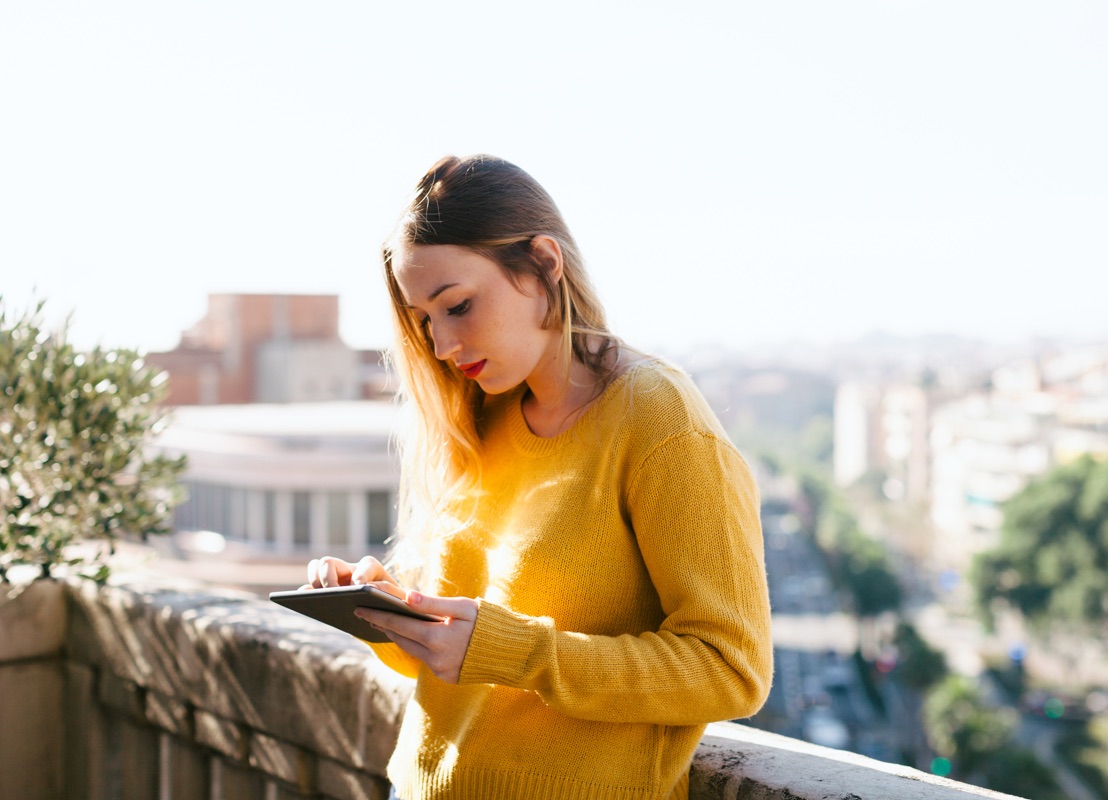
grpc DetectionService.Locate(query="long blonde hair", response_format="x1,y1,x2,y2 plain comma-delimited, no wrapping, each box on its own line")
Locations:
382,154,616,584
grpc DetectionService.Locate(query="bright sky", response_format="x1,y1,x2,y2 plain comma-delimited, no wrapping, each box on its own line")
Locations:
2,1,1106,356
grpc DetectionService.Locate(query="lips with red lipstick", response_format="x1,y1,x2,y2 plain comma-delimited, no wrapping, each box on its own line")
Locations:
457,360,486,379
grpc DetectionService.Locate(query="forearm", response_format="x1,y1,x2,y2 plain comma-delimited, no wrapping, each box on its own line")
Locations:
458,599,772,725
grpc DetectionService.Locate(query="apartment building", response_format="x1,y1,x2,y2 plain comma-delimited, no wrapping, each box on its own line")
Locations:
832,380,932,504
834,345,1108,573
146,293,390,405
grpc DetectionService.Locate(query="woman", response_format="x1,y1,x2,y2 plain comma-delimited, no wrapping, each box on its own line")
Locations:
306,154,772,800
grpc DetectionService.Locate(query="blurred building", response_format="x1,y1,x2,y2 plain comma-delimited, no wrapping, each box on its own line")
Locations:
146,293,391,405
832,345,1108,572
928,346,1108,572
150,400,400,562
832,380,933,504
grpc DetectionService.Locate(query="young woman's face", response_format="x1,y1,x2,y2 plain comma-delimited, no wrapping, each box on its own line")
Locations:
392,243,560,395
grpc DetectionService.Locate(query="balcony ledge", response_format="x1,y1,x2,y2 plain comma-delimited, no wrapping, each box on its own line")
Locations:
0,575,1022,800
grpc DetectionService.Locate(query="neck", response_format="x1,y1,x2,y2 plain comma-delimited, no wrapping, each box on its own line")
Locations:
521,337,621,438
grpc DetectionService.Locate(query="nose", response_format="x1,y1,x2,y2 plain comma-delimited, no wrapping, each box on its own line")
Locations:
430,323,461,362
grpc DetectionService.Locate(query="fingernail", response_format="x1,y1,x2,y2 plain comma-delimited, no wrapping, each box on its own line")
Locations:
409,592,422,606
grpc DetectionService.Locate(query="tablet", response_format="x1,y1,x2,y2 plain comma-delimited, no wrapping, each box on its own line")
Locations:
269,584,442,643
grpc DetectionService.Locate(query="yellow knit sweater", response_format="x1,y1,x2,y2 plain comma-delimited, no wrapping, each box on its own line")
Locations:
374,361,773,800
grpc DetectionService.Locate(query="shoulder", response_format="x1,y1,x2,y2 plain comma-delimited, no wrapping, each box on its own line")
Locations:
605,357,729,442
611,360,758,506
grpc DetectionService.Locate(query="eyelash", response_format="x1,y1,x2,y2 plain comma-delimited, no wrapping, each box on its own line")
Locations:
419,299,471,329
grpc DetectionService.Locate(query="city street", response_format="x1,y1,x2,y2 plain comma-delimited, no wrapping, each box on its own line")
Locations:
746,513,903,763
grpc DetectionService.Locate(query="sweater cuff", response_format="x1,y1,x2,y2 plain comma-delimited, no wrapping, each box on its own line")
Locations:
458,599,547,687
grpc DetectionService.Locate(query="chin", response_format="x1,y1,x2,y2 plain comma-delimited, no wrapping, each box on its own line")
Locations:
474,375,520,396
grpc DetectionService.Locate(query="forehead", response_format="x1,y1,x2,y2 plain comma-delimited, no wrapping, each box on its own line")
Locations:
392,244,501,305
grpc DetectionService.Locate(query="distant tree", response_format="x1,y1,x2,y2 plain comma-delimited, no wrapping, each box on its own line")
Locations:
809,493,903,652
796,469,830,537
923,675,1017,781
0,299,186,582
892,621,947,690
843,538,902,619
972,455,1108,633
982,748,1064,800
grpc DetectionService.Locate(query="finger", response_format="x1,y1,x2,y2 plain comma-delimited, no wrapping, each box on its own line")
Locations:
356,605,474,684
307,557,360,589
369,580,407,601
352,556,386,585
320,558,337,587
356,606,438,636
405,592,479,622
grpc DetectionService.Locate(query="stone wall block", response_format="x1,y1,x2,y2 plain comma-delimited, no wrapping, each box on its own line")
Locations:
212,757,266,800
98,668,146,722
145,687,193,739
64,661,102,800
203,603,406,768
0,660,65,800
359,663,411,772
66,575,252,698
317,757,390,800
249,731,318,793
160,733,210,800
0,578,66,662
195,708,249,762
65,577,408,772
120,717,160,800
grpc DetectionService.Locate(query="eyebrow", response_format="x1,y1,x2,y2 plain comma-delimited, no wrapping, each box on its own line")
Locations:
427,283,458,302
402,282,459,310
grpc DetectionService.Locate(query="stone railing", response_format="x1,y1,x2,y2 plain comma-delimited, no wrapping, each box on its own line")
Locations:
0,575,1022,800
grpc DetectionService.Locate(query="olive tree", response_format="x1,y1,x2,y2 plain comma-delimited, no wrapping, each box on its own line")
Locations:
1,299,185,582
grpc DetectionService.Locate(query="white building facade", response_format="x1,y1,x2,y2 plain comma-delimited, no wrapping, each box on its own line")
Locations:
151,401,401,561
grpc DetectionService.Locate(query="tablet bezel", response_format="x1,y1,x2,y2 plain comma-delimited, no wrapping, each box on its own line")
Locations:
269,584,441,643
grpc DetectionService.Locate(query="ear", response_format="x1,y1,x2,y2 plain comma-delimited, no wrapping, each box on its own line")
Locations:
530,235,564,284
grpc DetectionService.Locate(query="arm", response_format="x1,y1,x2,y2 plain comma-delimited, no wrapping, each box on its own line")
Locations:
457,431,774,726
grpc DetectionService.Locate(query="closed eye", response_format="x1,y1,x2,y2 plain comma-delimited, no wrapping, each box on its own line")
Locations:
447,299,471,316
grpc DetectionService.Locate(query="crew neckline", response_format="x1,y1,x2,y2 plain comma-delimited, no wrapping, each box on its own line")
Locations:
503,364,649,457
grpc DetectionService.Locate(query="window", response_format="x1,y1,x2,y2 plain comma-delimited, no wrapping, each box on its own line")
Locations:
262,490,277,544
367,491,391,545
292,491,311,546
327,491,349,546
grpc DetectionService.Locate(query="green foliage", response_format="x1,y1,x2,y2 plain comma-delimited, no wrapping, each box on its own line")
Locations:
923,674,1017,780
812,488,902,620
920,655,1063,796
981,747,1064,800
1056,715,1108,800
972,455,1108,633
843,538,902,618
0,298,186,582
892,621,947,690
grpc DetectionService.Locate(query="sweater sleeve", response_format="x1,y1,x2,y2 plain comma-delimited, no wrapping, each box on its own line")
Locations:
457,430,773,726
363,640,422,679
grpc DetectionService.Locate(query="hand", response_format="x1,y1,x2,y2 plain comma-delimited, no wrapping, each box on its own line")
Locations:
301,555,403,600
356,591,479,685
